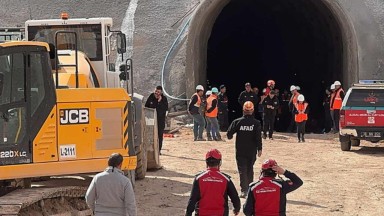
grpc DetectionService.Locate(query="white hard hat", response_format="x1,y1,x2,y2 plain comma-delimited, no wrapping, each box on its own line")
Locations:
334,81,341,86
296,86,301,91
298,94,305,102
330,84,336,90
290,85,297,91
196,85,204,91
206,90,212,96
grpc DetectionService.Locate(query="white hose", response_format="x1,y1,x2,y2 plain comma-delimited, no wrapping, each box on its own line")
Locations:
161,16,192,101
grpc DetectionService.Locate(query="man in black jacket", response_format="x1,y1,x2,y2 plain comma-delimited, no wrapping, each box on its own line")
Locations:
145,86,169,153
218,85,229,132
262,90,279,140
238,82,258,110
227,101,262,198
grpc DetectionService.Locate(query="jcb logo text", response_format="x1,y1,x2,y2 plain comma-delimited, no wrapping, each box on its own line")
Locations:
60,109,89,125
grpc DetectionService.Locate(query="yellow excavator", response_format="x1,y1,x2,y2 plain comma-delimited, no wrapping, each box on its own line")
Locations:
0,13,159,215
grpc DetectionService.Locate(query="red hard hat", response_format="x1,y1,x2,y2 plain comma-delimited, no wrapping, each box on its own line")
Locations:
267,80,275,86
261,159,277,170
206,149,222,160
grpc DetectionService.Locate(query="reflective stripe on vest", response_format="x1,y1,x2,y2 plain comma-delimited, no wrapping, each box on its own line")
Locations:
192,93,201,107
206,95,218,117
332,88,344,110
295,103,308,123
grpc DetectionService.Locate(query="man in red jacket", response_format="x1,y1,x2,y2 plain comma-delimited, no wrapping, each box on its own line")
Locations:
186,149,241,216
243,159,303,216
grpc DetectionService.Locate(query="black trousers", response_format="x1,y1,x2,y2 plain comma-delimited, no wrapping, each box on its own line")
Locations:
297,121,306,139
157,118,165,151
324,108,332,133
236,156,256,193
333,109,340,131
218,111,229,131
263,113,275,138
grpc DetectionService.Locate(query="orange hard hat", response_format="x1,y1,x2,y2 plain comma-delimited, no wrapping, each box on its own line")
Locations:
243,101,254,112
267,80,275,86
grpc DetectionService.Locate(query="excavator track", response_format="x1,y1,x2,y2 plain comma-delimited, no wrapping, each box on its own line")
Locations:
0,186,91,215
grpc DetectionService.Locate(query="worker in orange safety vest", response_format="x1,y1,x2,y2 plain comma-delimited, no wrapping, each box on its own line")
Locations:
206,87,222,141
330,81,345,133
294,94,309,142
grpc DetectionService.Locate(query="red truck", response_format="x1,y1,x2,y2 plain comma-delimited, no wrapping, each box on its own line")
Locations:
339,81,384,151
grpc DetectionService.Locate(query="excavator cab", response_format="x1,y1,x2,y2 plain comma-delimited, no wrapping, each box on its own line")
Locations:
0,42,56,166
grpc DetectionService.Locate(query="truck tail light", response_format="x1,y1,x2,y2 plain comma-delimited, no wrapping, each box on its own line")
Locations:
340,109,346,128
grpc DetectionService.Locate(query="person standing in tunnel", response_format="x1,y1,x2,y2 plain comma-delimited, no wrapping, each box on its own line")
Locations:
238,82,258,112
145,86,169,154
262,90,279,140
280,89,291,132
323,88,332,133
206,88,222,141
205,90,212,141
189,85,206,141
263,80,276,97
287,85,300,133
294,95,309,142
331,81,345,133
329,84,336,132
227,101,263,198
218,85,229,132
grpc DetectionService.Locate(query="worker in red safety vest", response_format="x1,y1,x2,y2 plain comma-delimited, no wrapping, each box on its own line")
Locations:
294,95,309,142
330,81,345,133
243,159,303,216
206,87,222,141
186,149,241,216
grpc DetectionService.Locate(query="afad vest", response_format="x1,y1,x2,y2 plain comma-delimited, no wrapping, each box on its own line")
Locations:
295,103,308,123
206,95,218,117
332,88,344,110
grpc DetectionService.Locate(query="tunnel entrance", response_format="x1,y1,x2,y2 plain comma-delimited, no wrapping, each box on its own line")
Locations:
186,0,358,133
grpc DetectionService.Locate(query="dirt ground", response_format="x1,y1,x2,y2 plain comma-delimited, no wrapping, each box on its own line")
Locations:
25,128,384,216
135,128,384,216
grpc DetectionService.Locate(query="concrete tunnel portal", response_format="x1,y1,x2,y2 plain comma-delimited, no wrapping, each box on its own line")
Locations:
186,0,358,132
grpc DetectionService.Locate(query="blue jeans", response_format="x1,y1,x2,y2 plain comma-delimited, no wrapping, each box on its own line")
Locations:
206,117,212,138
207,117,220,139
192,114,205,139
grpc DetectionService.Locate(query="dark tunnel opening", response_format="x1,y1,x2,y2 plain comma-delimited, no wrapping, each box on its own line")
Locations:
206,0,344,133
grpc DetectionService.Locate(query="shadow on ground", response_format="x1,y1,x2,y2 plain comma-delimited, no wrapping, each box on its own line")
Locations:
288,200,327,209
352,146,384,156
